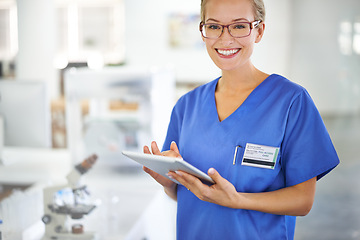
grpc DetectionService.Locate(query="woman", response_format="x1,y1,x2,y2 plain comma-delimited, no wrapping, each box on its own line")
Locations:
143,0,340,239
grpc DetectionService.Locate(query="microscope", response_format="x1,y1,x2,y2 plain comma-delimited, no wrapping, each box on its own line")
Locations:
42,154,98,240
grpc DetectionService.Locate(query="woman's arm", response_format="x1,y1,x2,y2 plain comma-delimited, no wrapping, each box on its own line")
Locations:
238,176,316,216
169,168,316,216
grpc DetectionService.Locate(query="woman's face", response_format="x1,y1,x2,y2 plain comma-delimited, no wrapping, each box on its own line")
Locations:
202,0,264,72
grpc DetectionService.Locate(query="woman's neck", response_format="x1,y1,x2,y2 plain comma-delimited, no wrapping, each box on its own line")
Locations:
217,64,269,94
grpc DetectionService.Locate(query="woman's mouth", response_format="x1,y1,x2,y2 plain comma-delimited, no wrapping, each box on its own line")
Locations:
216,48,240,57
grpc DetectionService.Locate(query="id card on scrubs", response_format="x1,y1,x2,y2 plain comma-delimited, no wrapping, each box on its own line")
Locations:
241,143,279,169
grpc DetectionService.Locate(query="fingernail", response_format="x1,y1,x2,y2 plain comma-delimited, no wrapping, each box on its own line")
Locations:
175,171,183,176
208,168,215,175
166,173,174,179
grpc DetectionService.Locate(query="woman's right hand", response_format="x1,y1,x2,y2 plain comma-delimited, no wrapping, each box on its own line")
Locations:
143,141,181,200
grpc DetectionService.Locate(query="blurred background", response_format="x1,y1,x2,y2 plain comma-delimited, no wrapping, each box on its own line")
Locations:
0,0,359,239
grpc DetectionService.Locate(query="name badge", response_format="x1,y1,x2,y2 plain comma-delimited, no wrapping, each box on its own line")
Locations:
241,143,279,169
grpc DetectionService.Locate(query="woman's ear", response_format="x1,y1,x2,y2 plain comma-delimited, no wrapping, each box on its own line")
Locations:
255,22,265,43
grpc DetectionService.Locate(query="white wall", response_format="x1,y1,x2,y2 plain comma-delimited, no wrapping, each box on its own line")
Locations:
252,0,292,77
289,0,360,115
123,0,219,83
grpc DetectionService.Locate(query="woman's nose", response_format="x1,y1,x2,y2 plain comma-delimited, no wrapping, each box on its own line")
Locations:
219,26,234,43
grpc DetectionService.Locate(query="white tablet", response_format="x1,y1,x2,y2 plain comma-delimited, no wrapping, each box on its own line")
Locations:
122,151,214,184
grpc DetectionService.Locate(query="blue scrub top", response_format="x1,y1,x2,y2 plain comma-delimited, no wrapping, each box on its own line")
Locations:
162,74,339,240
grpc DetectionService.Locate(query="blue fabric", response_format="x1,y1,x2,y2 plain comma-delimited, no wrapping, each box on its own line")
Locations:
162,74,339,240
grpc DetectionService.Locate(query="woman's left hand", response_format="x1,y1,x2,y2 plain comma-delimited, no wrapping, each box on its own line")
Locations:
168,168,240,208
169,167,317,215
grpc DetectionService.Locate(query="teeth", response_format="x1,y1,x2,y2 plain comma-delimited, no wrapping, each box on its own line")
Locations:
217,49,240,56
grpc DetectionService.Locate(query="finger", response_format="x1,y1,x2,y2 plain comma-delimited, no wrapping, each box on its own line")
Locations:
151,141,162,155
170,141,180,155
143,166,151,173
143,165,158,178
144,166,174,188
207,168,222,184
143,166,159,179
143,145,151,154
172,170,205,191
174,170,219,203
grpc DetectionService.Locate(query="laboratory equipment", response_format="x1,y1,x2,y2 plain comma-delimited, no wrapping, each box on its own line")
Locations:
42,154,98,240
0,80,51,148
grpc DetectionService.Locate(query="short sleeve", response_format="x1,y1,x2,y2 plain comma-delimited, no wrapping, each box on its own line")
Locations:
281,90,339,187
161,100,183,152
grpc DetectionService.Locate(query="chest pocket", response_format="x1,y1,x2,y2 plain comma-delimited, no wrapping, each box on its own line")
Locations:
229,144,283,193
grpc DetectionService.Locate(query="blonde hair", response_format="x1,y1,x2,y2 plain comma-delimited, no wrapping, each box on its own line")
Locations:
200,0,266,23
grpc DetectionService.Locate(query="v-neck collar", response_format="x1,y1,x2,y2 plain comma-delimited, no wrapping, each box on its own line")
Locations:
210,74,274,124
196,74,279,148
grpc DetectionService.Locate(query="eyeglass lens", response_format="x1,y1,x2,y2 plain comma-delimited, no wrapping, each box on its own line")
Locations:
202,22,251,38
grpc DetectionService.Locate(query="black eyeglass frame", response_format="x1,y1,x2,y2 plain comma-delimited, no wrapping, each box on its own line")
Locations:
199,20,262,39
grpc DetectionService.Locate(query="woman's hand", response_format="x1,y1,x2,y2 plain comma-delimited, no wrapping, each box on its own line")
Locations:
168,167,240,208
143,141,181,200
168,167,316,216
146,142,316,215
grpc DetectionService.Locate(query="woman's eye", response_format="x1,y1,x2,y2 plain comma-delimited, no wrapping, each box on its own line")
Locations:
233,24,247,29
207,24,221,30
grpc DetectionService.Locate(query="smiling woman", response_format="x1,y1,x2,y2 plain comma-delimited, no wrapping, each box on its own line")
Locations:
199,0,266,74
142,0,340,239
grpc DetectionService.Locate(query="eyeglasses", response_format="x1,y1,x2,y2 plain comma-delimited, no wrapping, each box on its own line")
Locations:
199,20,262,39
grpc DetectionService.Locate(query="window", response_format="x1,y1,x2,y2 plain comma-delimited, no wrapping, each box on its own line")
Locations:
0,1,17,60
